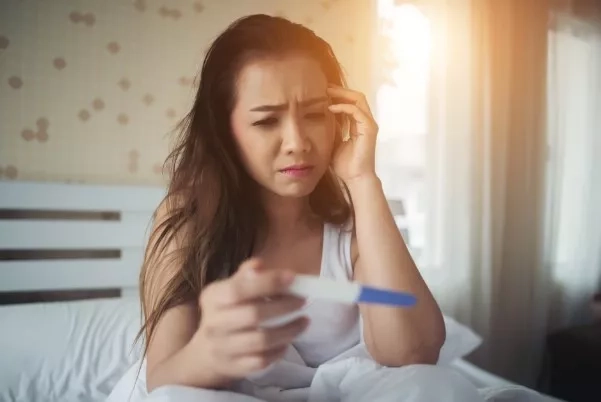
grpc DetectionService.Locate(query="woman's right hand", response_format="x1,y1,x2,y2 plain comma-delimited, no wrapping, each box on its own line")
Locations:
192,258,309,385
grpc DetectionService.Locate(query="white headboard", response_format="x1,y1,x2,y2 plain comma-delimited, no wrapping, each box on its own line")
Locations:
0,181,165,303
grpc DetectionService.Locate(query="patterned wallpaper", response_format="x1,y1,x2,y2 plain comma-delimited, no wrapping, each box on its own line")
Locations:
0,0,374,185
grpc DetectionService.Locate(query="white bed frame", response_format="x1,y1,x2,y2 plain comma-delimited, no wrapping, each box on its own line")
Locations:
0,181,165,298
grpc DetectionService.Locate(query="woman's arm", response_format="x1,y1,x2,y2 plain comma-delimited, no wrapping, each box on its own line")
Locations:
349,175,445,366
143,201,231,391
327,84,445,367
145,303,233,391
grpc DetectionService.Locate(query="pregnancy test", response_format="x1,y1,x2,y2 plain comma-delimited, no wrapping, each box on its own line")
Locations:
288,274,417,307
260,275,416,328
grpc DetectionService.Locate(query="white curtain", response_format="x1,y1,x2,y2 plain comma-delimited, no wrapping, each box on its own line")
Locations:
545,10,601,328
373,0,601,387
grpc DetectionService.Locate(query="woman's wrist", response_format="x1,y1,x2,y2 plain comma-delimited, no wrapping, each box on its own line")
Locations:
146,332,235,392
187,330,237,389
344,173,382,198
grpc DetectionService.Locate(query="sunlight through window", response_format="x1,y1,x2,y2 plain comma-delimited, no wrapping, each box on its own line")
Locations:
375,0,432,259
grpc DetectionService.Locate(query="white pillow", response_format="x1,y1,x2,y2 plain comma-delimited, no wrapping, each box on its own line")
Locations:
438,315,482,364
0,297,142,402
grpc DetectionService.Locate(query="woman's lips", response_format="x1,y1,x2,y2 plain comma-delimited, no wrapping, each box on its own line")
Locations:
279,165,314,178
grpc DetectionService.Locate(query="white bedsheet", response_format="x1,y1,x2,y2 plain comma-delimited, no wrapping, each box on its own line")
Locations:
1,297,562,402
0,298,142,402
116,345,546,402
109,344,549,402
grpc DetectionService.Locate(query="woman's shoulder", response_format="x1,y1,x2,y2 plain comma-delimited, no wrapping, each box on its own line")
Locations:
142,194,191,306
151,193,191,243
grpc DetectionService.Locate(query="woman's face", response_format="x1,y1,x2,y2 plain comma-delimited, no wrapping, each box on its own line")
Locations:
230,54,335,198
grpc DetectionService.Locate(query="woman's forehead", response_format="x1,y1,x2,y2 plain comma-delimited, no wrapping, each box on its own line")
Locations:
234,56,328,109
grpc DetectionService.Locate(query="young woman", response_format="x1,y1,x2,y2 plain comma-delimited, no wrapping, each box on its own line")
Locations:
108,14,446,401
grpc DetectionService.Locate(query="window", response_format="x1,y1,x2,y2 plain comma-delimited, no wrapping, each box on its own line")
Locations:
374,0,432,263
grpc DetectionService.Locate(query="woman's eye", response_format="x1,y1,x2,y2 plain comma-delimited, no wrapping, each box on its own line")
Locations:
305,112,326,121
253,117,279,127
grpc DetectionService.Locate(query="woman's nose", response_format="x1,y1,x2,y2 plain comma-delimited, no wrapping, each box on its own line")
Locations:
282,119,310,154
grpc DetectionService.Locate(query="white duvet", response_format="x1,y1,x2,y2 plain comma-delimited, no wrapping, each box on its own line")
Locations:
1,298,555,402
110,344,545,402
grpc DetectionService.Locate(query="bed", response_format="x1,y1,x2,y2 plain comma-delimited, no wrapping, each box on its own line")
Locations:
0,181,564,402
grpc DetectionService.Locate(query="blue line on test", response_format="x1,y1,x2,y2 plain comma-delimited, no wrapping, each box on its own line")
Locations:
358,286,417,307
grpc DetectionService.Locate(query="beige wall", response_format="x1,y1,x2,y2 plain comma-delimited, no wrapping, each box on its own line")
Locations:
0,0,375,185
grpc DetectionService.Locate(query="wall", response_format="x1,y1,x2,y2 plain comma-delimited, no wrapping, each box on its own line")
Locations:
0,0,374,185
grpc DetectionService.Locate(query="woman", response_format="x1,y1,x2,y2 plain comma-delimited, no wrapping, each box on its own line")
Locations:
109,14,446,401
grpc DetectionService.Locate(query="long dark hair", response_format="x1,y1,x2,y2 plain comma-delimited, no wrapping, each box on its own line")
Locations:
137,14,352,355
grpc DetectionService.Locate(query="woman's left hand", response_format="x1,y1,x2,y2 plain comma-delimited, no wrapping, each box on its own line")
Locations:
327,84,378,184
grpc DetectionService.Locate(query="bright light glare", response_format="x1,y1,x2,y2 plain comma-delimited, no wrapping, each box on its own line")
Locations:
375,0,432,248
376,1,431,141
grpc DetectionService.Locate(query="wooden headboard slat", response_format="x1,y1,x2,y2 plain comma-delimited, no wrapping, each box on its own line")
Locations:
0,181,165,211
0,218,152,249
0,249,143,292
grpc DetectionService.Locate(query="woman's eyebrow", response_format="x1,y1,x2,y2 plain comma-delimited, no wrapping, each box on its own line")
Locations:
250,96,329,112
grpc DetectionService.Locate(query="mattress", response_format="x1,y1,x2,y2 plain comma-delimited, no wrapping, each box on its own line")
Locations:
449,360,566,402
0,297,142,402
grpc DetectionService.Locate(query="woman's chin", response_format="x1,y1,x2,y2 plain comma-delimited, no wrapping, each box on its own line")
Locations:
265,178,320,198
273,183,316,198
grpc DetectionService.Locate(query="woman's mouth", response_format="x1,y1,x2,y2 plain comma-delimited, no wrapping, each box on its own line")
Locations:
279,164,314,178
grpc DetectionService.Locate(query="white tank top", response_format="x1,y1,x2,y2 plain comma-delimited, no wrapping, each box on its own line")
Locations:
291,222,361,367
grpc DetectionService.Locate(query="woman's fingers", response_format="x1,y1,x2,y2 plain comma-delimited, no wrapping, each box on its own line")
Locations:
328,103,377,137
326,85,373,115
219,316,310,357
207,295,306,333
234,345,289,374
232,259,296,301
195,259,311,379
201,258,296,307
